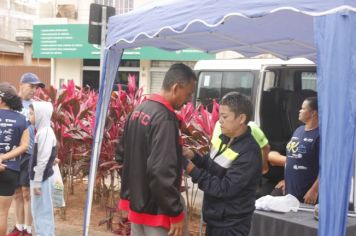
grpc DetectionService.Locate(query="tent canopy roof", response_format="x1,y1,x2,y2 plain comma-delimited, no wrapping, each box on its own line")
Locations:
84,2,356,235
106,0,356,60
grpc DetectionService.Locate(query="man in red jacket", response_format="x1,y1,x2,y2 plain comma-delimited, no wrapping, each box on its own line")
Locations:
118,63,197,236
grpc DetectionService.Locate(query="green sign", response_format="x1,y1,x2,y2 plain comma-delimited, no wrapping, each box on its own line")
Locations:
33,24,97,59
33,24,215,60
122,47,215,60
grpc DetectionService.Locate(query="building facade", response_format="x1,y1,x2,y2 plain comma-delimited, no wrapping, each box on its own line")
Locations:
32,0,214,93
0,0,51,87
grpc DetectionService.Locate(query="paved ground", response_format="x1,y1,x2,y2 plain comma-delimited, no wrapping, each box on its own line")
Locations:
6,178,204,236
7,204,113,236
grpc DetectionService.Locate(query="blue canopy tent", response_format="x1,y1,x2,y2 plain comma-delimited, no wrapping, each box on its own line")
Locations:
83,1,356,235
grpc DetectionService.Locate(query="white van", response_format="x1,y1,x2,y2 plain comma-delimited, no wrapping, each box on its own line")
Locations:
194,58,316,154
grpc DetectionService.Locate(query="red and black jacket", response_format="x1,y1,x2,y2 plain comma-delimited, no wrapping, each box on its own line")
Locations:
118,94,184,229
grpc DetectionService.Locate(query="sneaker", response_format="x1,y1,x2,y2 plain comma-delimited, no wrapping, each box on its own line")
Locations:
6,227,23,236
22,230,32,236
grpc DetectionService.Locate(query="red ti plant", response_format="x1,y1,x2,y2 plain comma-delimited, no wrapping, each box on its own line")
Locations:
192,99,220,140
99,74,146,176
93,74,147,204
35,81,97,194
179,100,220,155
96,75,146,234
36,81,96,161
34,76,146,231
177,100,220,219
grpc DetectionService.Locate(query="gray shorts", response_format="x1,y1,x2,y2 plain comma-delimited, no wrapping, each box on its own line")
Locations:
131,196,189,236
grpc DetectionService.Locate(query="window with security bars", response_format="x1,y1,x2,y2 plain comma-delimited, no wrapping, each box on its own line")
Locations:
301,72,317,91
115,0,134,14
95,0,115,7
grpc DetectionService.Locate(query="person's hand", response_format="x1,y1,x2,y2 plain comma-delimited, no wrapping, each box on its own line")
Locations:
34,187,42,196
182,147,194,160
185,161,195,174
168,220,184,236
0,156,6,172
275,180,285,194
0,163,6,172
118,209,129,226
269,151,281,156
53,158,60,165
304,187,318,205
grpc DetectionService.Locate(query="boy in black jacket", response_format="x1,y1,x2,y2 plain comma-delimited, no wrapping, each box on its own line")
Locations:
183,92,262,236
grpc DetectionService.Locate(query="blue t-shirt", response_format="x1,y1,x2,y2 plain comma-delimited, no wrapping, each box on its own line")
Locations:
285,125,319,201
0,109,27,171
20,100,34,157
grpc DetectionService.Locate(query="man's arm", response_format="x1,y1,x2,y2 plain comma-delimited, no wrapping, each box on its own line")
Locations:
274,179,286,194
118,123,130,212
148,120,184,222
268,151,286,167
248,122,270,174
304,177,319,204
0,128,29,162
261,144,270,174
186,149,261,198
182,147,214,170
33,129,55,188
116,113,131,171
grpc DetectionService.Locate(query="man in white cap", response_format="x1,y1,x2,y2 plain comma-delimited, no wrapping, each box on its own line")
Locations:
7,73,44,236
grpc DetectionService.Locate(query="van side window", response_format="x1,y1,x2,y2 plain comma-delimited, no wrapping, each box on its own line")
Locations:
263,71,276,91
301,72,317,90
196,71,254,106
222,72,254,99
196,72,223,104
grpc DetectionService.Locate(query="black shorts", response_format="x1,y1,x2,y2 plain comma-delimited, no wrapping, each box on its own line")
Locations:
18,155,30,187
0,168,19,196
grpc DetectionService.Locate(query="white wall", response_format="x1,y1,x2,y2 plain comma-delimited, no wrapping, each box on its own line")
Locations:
139,60,151,94
76,0,94,23
134,0,154,9
38,2,54,18
52,58,83,88
216,51,244,59
43,0,93,88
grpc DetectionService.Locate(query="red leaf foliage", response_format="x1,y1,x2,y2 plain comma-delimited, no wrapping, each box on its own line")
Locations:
177,100,220,155
34,75,146,177
35,77,219,176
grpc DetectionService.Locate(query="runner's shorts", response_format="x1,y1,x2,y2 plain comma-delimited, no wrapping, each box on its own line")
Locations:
18,155,31,187
0,168,19,196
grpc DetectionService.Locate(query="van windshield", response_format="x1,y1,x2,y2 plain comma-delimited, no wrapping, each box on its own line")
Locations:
196,71,254,106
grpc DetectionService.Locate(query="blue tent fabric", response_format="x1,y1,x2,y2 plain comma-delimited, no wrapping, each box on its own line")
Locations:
84,1,356,235
315,11,356,236
83,48,123,234
106,0,356,60
109,10,315,60
106,0,355,46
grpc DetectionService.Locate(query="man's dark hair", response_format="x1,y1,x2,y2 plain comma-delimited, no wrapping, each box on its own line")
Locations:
0,82,23,111
305,96,318,112
162,63,197,90
220,92,253,124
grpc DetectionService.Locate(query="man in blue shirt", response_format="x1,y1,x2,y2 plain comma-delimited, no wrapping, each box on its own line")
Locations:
7,73,44,236
273,97,319,204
